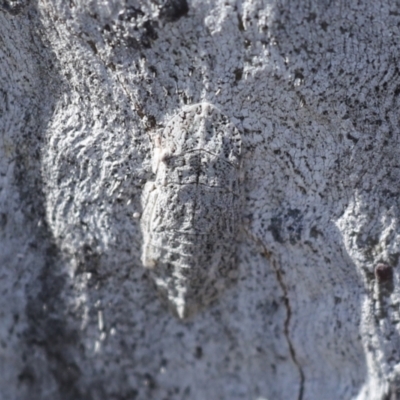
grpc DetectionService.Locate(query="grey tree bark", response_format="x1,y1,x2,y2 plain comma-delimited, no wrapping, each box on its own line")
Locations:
1,0,400,399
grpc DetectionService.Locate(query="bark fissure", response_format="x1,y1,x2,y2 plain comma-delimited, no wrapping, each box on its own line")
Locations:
248,226,305,400
271,257,305,400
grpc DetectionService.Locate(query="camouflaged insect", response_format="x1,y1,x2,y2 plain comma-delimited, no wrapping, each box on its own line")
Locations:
141,103,241,319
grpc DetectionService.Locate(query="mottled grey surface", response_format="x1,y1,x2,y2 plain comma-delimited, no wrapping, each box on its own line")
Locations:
141,102,241,319
2,0,400,399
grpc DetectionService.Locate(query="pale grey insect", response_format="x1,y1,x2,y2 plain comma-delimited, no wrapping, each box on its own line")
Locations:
140,102,241,318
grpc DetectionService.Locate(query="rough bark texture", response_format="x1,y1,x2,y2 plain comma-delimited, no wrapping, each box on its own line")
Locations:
1,0,400,399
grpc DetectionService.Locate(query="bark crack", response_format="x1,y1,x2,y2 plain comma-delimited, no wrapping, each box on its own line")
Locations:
270,257,305,400
247,228,305,400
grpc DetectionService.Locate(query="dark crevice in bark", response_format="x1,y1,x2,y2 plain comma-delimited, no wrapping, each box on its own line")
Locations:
247,227,305,400
271,258,305,400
